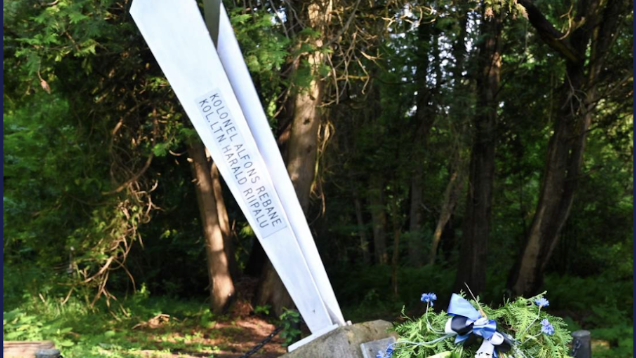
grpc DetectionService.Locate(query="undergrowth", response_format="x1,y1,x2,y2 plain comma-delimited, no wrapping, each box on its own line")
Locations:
332,265,633,358
3,284,228,357
4,264,631,357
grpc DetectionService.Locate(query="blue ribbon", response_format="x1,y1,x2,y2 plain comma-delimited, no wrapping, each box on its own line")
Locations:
447,294,510,358
473,319,497,340
448,293,481,321
447,294,497,343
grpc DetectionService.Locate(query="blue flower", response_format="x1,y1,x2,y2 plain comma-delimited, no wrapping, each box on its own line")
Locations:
540,319,555,335
535,297,550,308
376,343,394,358
421,293,437,306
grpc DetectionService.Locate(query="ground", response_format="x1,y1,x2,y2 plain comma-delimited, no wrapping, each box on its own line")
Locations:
124,316,286,358
96,314,287,358
93,279,291,357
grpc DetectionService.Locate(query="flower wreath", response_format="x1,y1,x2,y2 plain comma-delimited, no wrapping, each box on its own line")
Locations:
378,292,573,358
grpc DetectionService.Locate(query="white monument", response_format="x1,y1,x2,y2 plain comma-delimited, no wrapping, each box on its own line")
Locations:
130,0,345,350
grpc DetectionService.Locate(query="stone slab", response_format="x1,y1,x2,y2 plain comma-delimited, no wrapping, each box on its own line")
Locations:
281,320,397,358
3,341,55,358
361,336,396,358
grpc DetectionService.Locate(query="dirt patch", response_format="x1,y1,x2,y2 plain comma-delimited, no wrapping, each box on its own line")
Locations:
210,316,287,358
130,315,287,358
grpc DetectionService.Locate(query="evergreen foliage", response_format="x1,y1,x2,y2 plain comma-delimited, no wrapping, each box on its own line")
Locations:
392,293,572,358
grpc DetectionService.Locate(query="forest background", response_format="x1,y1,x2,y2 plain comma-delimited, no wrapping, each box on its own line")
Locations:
3,0,633,357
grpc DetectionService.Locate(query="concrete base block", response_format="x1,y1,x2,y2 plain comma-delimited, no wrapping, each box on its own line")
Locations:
281,320,397,358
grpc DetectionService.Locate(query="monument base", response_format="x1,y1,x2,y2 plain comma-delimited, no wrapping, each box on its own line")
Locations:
281,320,397,358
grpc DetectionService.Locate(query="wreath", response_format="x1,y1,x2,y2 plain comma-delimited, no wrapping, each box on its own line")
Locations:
377,291,573,358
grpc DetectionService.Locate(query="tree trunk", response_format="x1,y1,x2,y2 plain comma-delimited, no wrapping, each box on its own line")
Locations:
429,161,466,265
285,0,331,213
508,99,587,296
451,6,469,85
454,6,504,295
354,197,371,264
390,201,402,296
188,140,235,313
208,155,239,281
408,174,424,266
433,7,470,267
369,174,388,264
407,18,437,267
509,0,626,296
254,261,295,317
427,5,469,266
286,80,322,212
254,0,332,315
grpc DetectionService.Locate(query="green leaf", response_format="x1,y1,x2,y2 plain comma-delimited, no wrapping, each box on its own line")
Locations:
297,27,321,38
68,12,88,24
152,143,170,157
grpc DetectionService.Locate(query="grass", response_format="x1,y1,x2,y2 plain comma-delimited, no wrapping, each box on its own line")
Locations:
2,286,283,358
4,265,632,358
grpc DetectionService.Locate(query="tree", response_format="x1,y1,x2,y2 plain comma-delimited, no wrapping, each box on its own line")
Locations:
210,162,239,280
188,141,235,313
285,0,333,213
428,2,472,265
454,2,505,295
3,0,176,303
407,10,438,267
254,0,334,315
429,152,467,265
508,0,632,296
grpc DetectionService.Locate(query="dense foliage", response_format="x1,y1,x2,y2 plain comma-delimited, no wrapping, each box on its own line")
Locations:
3,0,632,357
